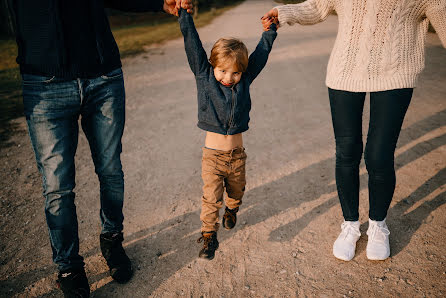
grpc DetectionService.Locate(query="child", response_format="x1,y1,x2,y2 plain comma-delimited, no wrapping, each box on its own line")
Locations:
178,8,277,260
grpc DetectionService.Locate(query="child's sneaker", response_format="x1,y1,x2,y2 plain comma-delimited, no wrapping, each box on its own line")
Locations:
366,218,390,260
222,207,239,230
333,220,361,261
56,267,90,298
100,232,133,283
197,231,219,260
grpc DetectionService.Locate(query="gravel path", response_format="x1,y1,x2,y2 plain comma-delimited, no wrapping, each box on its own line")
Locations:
1,0,445,296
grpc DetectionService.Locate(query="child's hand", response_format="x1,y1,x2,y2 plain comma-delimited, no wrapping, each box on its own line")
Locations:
261,8,278,31
178,0,194,14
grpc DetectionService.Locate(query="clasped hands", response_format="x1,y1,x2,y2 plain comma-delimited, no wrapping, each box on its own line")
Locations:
164,0,194,16
164,1,279,32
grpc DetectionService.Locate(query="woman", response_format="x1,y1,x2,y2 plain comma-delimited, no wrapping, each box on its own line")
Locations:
262,0,446,261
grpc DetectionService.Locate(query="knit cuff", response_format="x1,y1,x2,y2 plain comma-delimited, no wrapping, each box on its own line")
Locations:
426,4,446,48
276,5,299,27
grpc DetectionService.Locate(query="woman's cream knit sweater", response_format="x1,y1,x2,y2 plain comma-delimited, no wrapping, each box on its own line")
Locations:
276,0,446,92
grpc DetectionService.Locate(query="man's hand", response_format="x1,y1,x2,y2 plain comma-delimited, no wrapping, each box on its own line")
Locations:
164,0,179,16
179,0,194,14
164,0,194,16
261,8,279,31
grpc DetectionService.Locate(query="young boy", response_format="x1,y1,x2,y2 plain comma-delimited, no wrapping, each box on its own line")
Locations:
178,8,277,260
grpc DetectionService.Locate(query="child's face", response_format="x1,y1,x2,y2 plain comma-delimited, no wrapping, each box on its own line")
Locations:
213,62,242,87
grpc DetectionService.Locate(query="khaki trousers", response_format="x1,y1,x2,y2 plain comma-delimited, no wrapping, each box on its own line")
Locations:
200,147,247,232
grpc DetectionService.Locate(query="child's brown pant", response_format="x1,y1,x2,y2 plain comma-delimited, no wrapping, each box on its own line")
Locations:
200,147,247,233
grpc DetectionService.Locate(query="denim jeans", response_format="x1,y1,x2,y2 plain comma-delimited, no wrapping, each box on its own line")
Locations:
328,88,412,222
22,68,126,272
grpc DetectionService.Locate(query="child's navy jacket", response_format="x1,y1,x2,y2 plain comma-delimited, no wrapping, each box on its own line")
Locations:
179,9,277,135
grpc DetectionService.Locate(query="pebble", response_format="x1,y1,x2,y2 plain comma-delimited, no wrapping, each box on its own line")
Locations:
280,270,287,274
291,252,298,258
244,285,250,290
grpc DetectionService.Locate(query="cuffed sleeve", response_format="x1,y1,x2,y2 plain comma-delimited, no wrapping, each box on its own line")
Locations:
275,0,334,27
426,0,446,47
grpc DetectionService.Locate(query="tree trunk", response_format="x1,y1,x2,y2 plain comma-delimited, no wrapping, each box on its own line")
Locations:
0,0,15,37
193,0,199,18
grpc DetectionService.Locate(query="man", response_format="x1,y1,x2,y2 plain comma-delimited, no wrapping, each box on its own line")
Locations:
11,0,192,297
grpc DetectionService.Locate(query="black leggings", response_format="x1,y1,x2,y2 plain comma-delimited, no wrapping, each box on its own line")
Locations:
328,88,413,221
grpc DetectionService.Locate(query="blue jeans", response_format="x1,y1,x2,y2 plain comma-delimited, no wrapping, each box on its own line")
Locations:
328,88,412,222
22,68,126,272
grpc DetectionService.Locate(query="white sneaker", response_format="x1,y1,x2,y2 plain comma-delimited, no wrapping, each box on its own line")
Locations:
366,218,390,260
333,221,361,261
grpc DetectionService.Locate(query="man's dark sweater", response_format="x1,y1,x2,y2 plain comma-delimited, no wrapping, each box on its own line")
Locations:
179,9,277,135
12,0,164,79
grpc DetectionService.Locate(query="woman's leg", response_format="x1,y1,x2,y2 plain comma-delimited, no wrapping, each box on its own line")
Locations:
328,88,366,221
365,88,413,221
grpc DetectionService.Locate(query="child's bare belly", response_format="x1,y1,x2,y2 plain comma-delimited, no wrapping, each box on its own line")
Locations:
205,131,243,151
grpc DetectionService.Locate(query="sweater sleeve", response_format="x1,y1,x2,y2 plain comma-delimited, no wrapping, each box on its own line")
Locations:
275,0,334,27
425,0,446,48
178,8,210,76
245,24,277,83
104,0,164,12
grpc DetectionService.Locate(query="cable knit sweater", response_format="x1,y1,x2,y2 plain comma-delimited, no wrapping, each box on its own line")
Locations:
276,0,446,92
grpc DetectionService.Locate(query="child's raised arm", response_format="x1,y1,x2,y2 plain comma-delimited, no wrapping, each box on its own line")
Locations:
178,8,210,76
245,21,278,83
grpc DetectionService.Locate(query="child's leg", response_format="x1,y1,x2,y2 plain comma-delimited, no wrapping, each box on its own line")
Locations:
224,147,247,209
200,147,225,233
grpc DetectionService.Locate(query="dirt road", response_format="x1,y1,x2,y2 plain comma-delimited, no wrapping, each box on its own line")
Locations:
1,0,445,297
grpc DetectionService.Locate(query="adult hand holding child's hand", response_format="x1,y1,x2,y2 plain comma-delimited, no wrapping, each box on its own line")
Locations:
164,0,194,16
261,8,279,31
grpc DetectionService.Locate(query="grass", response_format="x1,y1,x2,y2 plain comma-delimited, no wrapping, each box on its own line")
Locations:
0,2,242,145
113,5,241,57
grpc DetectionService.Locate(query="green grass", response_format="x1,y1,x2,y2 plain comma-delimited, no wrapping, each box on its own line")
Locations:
0,2,243,144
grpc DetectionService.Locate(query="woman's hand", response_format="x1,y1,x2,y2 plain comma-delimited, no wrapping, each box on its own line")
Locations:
261,8,279,31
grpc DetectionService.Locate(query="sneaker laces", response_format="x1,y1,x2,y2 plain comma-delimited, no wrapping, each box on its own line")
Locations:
340,222,361,240
367,223,390,243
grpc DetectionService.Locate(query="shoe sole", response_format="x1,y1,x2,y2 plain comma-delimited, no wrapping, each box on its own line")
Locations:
366,254,390,261
333,252,354,261
198,243,219,260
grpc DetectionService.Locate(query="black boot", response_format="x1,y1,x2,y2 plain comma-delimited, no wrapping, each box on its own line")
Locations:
56,268,90,298
222,207,239,230
197,231,219,260
100,232,133,283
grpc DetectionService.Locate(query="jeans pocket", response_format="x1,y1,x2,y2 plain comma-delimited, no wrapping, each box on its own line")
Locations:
22,74,56,85
101,68,123,80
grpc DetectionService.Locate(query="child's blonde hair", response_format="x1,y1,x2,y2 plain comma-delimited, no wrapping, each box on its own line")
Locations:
209,38,249,72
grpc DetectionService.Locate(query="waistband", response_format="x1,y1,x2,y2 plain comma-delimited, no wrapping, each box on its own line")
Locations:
202,146,245,155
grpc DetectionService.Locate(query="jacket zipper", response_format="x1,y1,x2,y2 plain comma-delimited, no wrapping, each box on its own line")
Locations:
227,86,236,134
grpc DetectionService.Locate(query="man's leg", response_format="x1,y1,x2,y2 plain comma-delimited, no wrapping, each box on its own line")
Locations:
81,69,125,234
80,69,131,282
22,74,84,272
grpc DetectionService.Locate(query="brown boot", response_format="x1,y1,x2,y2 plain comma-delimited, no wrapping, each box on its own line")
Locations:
197,232,219,260
222,207,239,230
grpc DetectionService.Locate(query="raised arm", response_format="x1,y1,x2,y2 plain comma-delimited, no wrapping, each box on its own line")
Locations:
425,0,446,48
245,23,277,83
274,0,335,27
178,8,210,76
